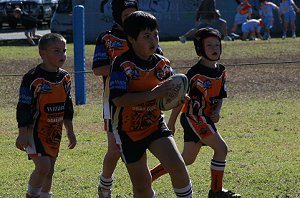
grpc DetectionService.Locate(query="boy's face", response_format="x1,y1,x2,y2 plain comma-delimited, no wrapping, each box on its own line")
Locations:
203,37,221,61
128,28,159,60
40,40,67,70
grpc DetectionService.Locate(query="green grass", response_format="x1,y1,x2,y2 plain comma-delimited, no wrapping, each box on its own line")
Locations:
0,38,300,197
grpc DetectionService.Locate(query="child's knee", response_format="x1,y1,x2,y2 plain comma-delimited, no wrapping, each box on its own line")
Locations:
165,158,186,174
34,165,51,176
211,141,228,158
183,154,196,166
107,148,120,160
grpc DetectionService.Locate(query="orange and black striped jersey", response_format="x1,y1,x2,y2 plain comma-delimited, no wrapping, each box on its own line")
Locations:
92,25,129,120
16,65,73,157
92,25,128,70
182,61,227,117
109,50,173,142
92,24,164,94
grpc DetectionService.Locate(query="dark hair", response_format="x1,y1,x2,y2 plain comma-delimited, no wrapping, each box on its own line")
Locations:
38,33,66,50
123,11,158,40
111,0,138,26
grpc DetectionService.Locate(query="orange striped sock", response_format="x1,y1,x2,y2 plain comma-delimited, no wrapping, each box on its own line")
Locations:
150,164,167,182
210,159,226,192
211,169,224,192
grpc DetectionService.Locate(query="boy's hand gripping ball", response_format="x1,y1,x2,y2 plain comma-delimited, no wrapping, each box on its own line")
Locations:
157,74,189,111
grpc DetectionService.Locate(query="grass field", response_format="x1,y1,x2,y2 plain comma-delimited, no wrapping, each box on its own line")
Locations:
0,38,299,197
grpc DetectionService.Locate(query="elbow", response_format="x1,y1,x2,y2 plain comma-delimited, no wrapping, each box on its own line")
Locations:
92,68,102,76
112,98,122,107
92,66,110,76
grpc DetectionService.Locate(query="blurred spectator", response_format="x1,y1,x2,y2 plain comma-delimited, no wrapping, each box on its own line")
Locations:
178,0,232,43
279,0,300,39
13,8,42,46
241,18,263,40
258,0,280,40
231,0,253,34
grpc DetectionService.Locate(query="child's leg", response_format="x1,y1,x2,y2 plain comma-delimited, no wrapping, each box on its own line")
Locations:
32,28,42,39
231,23,237,33
98,131,120,194
40,157,56,196
24,31,35,45
150,163,166,182
149,137,193,197
125,153,155,198
181,141,202,166
27,156,53,197
291,21,296,37
186,115,240,197
283,21,288,37
150,141,201,182
201,133,228,192
242,32,249,40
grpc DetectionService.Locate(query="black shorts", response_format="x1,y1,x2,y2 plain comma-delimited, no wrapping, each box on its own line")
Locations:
117,128,172,164
180,113,217,144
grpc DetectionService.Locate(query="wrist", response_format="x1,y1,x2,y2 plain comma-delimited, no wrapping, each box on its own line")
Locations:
67,130,74,134
168,119,176,126
18,127,28,135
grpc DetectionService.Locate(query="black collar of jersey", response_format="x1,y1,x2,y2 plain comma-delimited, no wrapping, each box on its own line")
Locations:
36,64,66,82
125,49,162,71
190,60,225,78
37,64,59,74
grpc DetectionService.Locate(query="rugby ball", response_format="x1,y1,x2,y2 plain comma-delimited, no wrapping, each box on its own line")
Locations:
157,74,189,111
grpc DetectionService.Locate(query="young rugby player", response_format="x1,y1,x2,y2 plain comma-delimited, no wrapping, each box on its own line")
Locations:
16,33,76,198
109,11,193,197
150,28,241,198
92,0,138,197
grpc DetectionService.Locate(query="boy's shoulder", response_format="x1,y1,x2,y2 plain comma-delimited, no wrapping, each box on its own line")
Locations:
23,66,39,78
96,25,125,44
187,61,226,74
21,65,42,85
23,65,69,79
115,50,169,62
153,53,170,63
57,67,70,76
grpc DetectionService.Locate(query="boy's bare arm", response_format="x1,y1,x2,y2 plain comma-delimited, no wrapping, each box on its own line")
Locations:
167,104,183,134
15,127,29,151
92,64,111,76
210,99,223,123
112,80,173,107
64,119,77,149
292,2,300,12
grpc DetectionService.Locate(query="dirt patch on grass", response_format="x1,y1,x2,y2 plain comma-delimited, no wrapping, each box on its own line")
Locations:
170,58,300,99
1,55,299,107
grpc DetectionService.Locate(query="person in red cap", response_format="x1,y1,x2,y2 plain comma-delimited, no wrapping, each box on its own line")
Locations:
92,1,138,197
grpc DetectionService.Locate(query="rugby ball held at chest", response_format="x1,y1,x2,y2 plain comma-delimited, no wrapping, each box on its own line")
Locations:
157,74,189,111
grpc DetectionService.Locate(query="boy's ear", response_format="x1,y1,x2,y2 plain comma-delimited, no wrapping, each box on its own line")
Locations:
39,49,46,59
127,35,135,44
